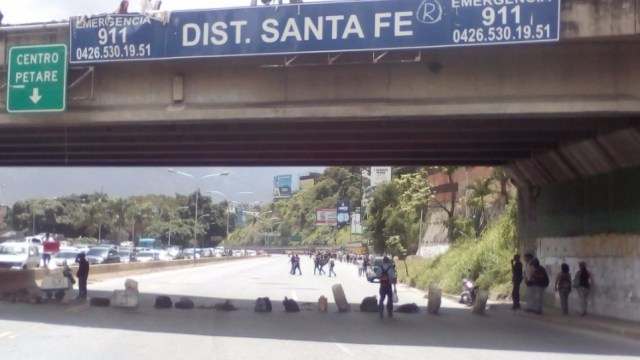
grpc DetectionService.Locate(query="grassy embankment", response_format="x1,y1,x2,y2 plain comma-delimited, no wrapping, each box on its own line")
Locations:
396,202,517,298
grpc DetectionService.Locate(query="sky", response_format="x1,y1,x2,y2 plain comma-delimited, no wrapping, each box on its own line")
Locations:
0,0,332,25
0,167,326,207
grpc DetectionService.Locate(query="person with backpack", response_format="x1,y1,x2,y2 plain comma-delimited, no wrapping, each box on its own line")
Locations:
377,256,397,318
527,258,549,315
555,263,572,315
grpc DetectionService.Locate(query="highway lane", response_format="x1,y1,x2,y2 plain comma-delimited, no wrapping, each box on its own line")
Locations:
1,255,639,360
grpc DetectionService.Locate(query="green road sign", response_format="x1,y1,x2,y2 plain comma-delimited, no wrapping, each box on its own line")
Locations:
7,44,67,113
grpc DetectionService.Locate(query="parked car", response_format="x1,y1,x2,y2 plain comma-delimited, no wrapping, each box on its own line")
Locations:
0,242,41,269
85,247,120,264
136,251,159,262
52,250,80,267
117,249,136,263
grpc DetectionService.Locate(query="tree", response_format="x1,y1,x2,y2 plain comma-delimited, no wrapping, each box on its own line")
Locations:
429,166,459,240
364,183,398,253
491,167,511,211
466,177,494,237
386,235,409,276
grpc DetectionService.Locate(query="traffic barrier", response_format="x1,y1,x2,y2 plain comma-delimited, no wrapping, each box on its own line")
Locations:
0,268,39,293
0,256,252,294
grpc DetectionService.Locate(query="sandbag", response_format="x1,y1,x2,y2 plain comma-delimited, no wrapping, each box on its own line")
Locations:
317,295,328,312
359,296,378,312
331,284,351,312
175,297,194,309
283,297,300,312
255,297,272,312
154,295,173,309
396,303,419,313
124,279,139,294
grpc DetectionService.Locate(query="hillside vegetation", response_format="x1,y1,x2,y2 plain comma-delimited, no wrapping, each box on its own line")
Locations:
397,201,517,297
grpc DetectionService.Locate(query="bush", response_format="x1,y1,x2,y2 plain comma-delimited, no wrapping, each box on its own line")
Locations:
396,201,516,297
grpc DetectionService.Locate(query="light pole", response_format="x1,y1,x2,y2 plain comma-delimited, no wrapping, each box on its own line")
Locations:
197,213,211,247
168,206,189,248
168,169,229,265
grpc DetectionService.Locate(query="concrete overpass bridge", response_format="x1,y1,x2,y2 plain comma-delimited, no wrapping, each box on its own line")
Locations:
0,0,639,320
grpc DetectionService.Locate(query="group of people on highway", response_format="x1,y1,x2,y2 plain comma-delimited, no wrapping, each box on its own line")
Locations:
511,253,592,316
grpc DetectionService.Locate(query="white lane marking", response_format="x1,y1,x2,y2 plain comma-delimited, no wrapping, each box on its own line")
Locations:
290,291,298,301
336,343,354,356
0,331,13,338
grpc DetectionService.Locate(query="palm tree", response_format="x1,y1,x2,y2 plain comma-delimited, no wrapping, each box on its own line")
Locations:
466,178,494,236
491,167,511,210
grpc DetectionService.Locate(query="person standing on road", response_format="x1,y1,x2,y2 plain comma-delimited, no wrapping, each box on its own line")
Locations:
555,263,572,315
75,252,90,300
511,254,523,310
289,254,296,275
528,258,549,315
293,254,302,275
523,253,535,311
575,261,593,316
363,257,370,279
328,258,337,277
42,232,55,267
377,256,397,318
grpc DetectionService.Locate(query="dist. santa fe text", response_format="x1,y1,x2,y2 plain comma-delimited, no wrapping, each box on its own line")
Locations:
182,12,413,46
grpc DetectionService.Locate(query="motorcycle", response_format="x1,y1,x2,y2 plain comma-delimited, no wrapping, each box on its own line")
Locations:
459,278,477,306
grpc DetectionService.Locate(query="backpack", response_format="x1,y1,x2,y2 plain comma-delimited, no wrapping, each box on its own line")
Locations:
255,297,272,312
557,273,572,291
540,269,550,288
175,297,194,309
283,297,300,312
359,296,379,312
154,295,173,309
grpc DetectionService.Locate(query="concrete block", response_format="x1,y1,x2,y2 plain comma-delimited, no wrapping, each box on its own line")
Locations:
111,290,138,308
427,286,442,315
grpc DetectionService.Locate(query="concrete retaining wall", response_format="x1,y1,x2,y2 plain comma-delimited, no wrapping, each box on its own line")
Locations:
0,256,252,293
538,234,640,321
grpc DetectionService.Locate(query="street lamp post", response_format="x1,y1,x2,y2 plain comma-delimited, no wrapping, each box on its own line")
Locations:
168,169,229,265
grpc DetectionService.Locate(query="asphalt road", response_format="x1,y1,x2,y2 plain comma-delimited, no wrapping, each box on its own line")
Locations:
1,255,639,360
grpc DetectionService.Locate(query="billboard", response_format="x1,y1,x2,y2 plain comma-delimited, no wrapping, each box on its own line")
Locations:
299,178,315,191
351,212,363,234
273,174,292,199
235,206,245,228
316,208,337,226
70,0,560,64
371,167,392,187
336,199,350,228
